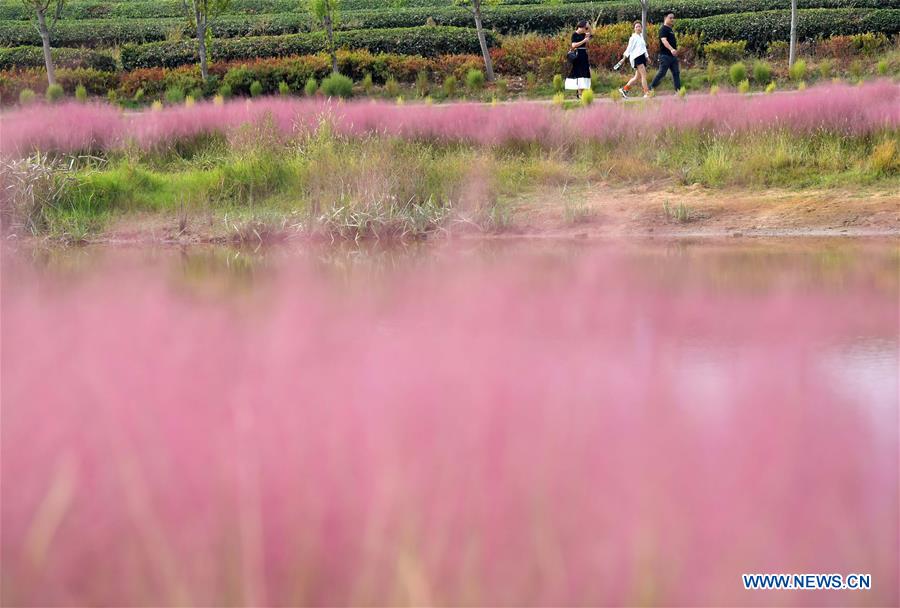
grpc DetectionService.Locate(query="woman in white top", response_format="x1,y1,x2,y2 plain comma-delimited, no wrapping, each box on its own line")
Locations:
618,22,651,98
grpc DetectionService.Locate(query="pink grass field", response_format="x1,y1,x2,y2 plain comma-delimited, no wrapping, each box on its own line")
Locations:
1,249,898,606
1,81,898,157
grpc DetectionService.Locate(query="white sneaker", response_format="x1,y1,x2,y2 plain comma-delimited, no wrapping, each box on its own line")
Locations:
618,87,628,98
642,93,650,98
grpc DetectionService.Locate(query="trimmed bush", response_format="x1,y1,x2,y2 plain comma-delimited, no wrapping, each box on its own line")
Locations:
465,68,485,91
729,62,747,86
0,46,116,72
304,76,318,96
120,27,494,70
249,80,263,97
45,83,64,102
703,40,746,62
320,73,353,98
679,9,900,52
74,83,87,101
752,61,772,83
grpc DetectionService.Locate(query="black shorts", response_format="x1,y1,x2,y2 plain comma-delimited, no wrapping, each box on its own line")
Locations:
634,55,647,68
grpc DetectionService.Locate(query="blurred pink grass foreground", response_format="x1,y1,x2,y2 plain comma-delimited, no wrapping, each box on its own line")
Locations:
1,81,898,157
2,253,897,606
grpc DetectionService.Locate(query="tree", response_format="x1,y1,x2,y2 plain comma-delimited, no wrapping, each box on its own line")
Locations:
788,0,798,66
182,0,230,81
22,0,65,86
308,0,340,74
454,0,496,82
640,0,649,42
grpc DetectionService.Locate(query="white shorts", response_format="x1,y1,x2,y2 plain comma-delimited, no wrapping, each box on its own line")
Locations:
565,77,591,90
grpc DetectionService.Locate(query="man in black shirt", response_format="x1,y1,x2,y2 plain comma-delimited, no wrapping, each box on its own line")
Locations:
649,13,682,93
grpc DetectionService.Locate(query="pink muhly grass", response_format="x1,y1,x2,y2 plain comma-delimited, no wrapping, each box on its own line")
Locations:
1,82,897,158
1,251,897,606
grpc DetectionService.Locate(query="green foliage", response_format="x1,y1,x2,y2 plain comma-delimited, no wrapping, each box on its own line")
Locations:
728,62,747,86
552,73,563,93
361,72,373,92
876,59,888,76
789,59,807,81
679,9,900,52
217,82,232,98
45,83,64,102
465,68,484,90
134,87,146,102
278,80,290,94
818,59,833,78
304,76,318,95
320,72,353,97
703,40,746,62
737,79,750,93
75,83,88,101
765,81,776,93
165,85,185,103
249,79,263,96
580,88,594,106
18,88,36,104
415,69,429,97
121,26,494,70
384,76,399,96
442,74,457,97
752,61,772,83
0,46,116,72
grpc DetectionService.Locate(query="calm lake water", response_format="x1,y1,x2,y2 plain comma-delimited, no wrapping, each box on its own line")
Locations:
2,236,898,606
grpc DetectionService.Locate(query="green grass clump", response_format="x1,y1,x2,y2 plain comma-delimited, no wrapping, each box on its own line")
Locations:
75,84,88,102
466,68,485,91
442,74,457,97
415,70,430,97
552,73,563,93
729,62,747,86
752,61,772,84
361,72,374,93
18,88,35,105
384,77,399,97
580,88,594,106
320,73,353,98
165,86,184,104
217,83,232,98
876,59,888,76
278,80,290,95
249,80,263,97
789,59,807,81
765,81,776,94
45,83,64,102
737,79,750,94
304,77,318,96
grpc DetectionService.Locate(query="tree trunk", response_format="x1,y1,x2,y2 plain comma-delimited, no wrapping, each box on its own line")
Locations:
788,0,797,66
324,11,337,74
640,0,649,42
194,3,209,81
473,2,495,82
36,8,56,86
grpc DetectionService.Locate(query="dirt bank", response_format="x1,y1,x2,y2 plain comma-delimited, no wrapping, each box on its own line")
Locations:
36,183,900,245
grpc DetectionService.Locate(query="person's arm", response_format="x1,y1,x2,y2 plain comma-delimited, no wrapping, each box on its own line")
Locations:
571,36,589,49
661,33,678,55
623,36,636,58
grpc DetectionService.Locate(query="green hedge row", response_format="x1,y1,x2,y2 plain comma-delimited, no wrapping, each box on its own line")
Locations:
678,9,900,51
0,46,117,72
120,26,495,71
0,0,552,20
4,0,898,47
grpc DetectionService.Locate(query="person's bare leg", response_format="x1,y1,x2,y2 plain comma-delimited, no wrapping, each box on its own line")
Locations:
638,65,649,94
624,71,640,91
